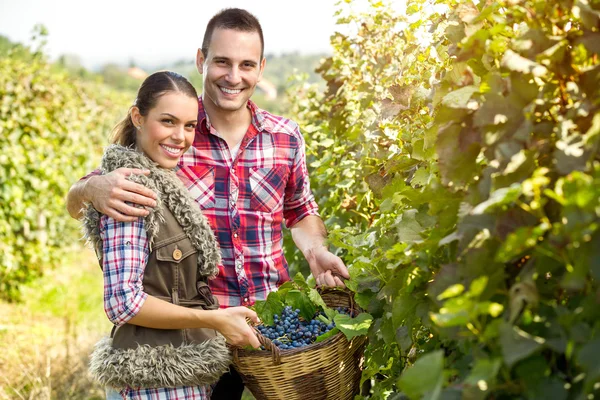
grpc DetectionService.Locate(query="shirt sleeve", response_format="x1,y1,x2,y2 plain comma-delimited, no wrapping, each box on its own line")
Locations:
80,168,102,181
283,127,320,228
100,214,149,326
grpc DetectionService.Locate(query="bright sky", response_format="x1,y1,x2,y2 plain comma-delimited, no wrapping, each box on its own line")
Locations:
0,0,342,69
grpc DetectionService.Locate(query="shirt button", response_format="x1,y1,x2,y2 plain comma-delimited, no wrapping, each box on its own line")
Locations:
233,233,238,238
244,297,249,303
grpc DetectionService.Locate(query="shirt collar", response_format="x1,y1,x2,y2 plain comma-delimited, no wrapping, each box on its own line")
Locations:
197,97,266,135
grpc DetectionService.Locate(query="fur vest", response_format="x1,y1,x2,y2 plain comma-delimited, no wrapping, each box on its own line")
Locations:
82,145,231,389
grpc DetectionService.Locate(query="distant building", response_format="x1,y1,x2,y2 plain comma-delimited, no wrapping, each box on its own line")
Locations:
256,79,277,100
127,67,148,80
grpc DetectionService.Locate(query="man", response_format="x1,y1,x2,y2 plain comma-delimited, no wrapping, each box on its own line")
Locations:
67,8,349,399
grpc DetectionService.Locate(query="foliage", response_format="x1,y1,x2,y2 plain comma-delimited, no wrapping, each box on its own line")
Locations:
253,273,372,343
0,250,109,399
0,30,130,301
286,0,600,398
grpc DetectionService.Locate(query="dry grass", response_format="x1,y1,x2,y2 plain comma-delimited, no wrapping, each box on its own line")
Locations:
0,248,110,400
0,247,258,400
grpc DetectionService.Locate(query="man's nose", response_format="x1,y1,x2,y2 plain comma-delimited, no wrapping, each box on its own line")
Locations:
226,66,241,85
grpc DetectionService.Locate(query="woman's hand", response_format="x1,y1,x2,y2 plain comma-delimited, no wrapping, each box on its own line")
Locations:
207,307,261,348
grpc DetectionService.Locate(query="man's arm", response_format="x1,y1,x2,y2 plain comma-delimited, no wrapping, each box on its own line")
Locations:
290,215,349,287
66,168,157,221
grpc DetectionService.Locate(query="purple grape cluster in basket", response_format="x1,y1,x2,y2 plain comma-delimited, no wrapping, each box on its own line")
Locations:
256,306,350,350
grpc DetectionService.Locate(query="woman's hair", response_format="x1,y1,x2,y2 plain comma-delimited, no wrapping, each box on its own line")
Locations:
110,71,198,147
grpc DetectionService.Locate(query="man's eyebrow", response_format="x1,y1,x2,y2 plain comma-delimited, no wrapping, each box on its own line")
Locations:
213,55,257,65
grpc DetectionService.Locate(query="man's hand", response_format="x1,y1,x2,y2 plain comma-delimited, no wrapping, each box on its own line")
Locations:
83,168,157,222
307,246,350,288
209,307,261,348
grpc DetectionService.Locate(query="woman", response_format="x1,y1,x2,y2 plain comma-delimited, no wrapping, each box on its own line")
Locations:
82,71,259,399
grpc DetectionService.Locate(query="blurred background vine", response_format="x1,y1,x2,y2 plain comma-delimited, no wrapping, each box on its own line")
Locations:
2,0,600,398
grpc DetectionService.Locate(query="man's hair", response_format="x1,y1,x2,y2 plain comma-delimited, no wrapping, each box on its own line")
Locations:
201,8,264,60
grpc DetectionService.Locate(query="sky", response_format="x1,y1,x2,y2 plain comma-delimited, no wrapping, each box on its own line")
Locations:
0,0,343,69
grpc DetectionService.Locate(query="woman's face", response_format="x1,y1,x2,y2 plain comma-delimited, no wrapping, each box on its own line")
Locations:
133,92,198,169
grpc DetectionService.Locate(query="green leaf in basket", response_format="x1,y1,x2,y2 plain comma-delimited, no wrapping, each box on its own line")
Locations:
286,289,317,321
254,291,284,326
292,272,310,291
315,327,340,343
308,288,336,321
275,281,295,298
334,312,373,340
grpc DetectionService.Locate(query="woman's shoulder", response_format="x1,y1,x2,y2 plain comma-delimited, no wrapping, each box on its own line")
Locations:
99,213,147,243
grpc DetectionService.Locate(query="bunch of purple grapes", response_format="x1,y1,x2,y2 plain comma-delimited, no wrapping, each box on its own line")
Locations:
256,306,350,350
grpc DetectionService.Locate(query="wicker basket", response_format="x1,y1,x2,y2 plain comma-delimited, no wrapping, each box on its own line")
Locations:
232,289,367,400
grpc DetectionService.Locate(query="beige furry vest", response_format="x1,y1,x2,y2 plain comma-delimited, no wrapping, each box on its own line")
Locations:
83,145,231,389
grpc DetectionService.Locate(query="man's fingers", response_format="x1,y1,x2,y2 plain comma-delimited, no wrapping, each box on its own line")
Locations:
333,275,346,288
332,256,350,279
116,167,151,177
112,200,150,218
315,274,323,287
103,208,141,223
323,270,336,287
121,180,158,202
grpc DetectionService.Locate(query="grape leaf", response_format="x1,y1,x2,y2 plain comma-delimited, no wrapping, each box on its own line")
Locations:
285,289,317,321
254,291,284,326
334,312,373,340
315,327,340,343
398,350,444,400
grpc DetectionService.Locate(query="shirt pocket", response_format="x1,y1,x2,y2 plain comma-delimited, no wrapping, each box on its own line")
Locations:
180,165,215,210
249,165,289,213
155,235,197,264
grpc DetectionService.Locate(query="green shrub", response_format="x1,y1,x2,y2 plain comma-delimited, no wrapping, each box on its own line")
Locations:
287,0,600,398
0,40,130,301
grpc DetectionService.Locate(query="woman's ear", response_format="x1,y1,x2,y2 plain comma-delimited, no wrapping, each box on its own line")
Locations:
130,106,143,129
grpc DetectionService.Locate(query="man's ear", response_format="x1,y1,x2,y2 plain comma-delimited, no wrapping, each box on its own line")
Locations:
130,106,143,129
196,49,205,75
257,57,266,82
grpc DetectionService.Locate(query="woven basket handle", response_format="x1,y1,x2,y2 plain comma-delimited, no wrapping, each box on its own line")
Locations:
232,327,282,366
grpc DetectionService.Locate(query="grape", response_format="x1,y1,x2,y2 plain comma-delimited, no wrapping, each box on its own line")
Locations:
257,305,352,351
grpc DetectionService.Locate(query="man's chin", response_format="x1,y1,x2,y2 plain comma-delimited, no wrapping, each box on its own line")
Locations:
216,100,248,112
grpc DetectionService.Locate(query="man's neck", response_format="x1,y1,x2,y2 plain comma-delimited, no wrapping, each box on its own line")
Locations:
202,96,252,146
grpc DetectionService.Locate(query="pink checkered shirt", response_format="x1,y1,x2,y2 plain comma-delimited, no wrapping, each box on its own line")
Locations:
176,99,319,308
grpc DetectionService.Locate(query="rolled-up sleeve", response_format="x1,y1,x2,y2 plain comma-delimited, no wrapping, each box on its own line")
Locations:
283,129,320,228
99,215,149,326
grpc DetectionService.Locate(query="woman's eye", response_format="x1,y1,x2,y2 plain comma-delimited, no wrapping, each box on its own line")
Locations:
186,123,196,129
162,119,174,124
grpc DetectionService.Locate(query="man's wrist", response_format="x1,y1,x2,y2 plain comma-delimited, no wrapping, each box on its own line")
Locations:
79,176,96,203
303,244,328,263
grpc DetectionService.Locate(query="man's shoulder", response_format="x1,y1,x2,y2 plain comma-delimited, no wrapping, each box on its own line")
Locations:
254,105,301,139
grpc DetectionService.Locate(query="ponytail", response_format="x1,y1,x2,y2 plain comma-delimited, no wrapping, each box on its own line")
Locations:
110,108,136,147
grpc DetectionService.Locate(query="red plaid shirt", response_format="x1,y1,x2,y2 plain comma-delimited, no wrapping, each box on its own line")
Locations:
176,99,319,308
84,99,318,308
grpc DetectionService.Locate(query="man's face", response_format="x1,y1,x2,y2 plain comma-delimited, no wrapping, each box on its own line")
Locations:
196,28,265,114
